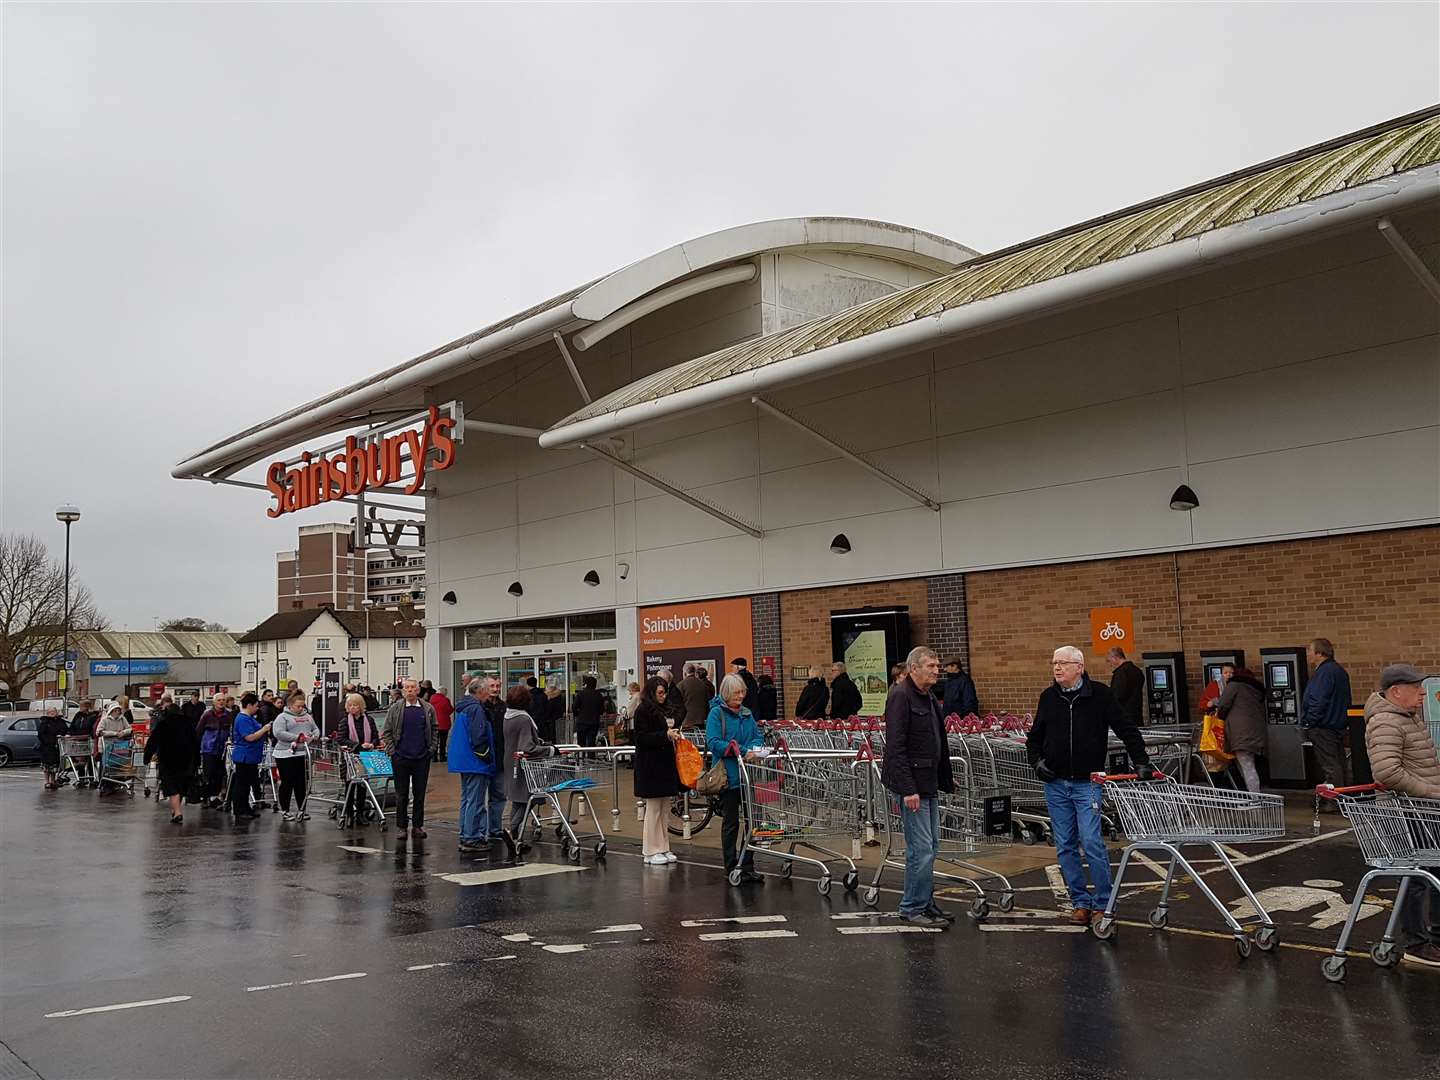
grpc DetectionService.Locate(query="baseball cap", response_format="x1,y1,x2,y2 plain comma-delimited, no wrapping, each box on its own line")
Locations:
1380,663,1434,690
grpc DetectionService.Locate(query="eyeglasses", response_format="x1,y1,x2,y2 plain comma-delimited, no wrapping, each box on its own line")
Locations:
1052,660,1082,667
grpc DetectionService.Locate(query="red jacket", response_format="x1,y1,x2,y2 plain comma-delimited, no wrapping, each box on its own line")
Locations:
431,693,454,731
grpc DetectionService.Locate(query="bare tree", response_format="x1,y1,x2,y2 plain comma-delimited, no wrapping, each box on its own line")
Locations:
0,533,106,698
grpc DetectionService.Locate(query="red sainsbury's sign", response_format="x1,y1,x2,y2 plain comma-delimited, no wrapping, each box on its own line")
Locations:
266,406,456,518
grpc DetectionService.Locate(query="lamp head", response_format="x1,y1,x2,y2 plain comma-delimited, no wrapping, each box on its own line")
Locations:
56,504,81,524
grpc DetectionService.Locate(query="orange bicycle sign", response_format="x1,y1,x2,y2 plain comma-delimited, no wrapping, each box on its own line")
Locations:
1090,607,1136,657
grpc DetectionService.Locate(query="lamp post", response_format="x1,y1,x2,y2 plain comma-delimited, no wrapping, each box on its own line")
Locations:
363,598,375,694
55,505,81,720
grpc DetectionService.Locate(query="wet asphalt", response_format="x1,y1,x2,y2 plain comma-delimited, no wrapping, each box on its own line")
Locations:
1,767,1437,1080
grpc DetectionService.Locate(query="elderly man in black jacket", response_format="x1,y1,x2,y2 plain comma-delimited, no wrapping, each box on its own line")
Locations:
794,668,829,720
1029,645,1153,925
1104,647,1146,728
881,646,955,928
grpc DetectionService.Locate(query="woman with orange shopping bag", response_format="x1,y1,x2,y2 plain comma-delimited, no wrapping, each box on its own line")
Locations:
633,677,682,866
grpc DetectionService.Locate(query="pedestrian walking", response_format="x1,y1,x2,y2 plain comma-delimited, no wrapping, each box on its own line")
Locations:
502,684,541,839
196,692,234,809
706,674,765,886
229,693,271,820
881,647,954,928
1362,663,1440,968
756,674,778,723
38,707,67,790
450,680,498,851
382,678,437,839
1214,665,1267,791
273,690,319,821
941,658,980,721
678,664,710,730
572,676,605,747
431,686,454,762
1104,648,1144,728
144,696,198,823
634,676,681,865
794,667,829,720
828,662,862,720
1029,645,1153,925
1303,638,1353,795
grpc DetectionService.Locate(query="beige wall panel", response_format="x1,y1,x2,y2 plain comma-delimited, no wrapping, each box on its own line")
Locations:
636,535,762,602
517,506,615,570
760,506,941,587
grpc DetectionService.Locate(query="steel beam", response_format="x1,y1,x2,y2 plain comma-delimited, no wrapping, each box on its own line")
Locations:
1378,217,1440,305
581,443,762,539
463,419,546,439
554,332,592,404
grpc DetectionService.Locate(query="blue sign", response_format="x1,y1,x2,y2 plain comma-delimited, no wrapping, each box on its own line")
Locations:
90,660,170,677
26,650,78,665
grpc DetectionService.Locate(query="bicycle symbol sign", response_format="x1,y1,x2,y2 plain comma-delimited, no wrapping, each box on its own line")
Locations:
1100,621,1126,641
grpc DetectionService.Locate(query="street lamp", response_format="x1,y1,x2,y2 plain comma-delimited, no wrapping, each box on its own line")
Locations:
362,599,375,699
55,505,80,720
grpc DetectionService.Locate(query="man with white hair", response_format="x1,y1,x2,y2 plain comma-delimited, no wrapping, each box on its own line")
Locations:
880,646,954,927
1029,645,1153,926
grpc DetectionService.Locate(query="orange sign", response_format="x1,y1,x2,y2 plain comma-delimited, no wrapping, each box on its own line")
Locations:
638,597,753,686
265,406,456,518
1090,607,1136,658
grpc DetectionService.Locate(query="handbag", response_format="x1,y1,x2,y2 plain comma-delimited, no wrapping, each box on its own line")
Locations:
692,714,730,796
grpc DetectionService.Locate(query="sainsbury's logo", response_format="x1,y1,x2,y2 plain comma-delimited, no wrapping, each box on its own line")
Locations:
641,613,713,635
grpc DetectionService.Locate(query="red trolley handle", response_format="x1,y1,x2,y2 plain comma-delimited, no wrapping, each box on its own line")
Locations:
1090,771,1168,783
1315,782,1385,800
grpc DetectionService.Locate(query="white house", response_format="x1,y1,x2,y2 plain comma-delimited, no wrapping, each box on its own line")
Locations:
235,607,425,694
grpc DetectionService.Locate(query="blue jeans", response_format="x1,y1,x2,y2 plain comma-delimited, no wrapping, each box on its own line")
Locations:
458,773,486,843
1044,779,1112,910
899,796,940,916
477,771,505,837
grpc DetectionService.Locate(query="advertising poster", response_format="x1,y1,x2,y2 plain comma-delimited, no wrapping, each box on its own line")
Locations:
1089,607,1135,659
638,597,753,693
844,629,889,716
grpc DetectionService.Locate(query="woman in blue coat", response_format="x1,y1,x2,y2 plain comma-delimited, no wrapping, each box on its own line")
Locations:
705,674,765,886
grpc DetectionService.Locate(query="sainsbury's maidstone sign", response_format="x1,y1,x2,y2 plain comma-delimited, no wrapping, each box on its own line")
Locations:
266,406,457,518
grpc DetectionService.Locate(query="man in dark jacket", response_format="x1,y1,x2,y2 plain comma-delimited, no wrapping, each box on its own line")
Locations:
1303,637,1353,792
828,662,862,719
180,691,206,730
794,668,829,720
1029,646,1152,925
940,659,980,720
730,659,759,715
881,647,954,928
678,665,710,729
1104,648,1146,728
525,678,552,741
572,676,606,746
68,699,100,786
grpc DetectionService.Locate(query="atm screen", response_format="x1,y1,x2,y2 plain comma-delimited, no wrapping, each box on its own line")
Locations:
1151,668,1169,690
1268,664,1290,688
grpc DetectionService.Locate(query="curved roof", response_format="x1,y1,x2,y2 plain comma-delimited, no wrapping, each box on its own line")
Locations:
545,107,1440,442
173,218,975,480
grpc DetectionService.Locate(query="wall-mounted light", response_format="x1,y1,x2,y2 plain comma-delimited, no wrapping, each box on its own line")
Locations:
830,533,852,555
1168,484,1200,512
583,569,601,587
507,581,524,597
441,591,457,605
617,561,631,580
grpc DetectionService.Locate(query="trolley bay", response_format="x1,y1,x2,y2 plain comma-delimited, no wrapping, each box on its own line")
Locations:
1,766,1437,1080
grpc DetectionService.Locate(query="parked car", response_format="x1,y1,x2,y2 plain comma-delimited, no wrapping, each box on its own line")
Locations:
28,698,80,713
95,699,151,726
0,713,45,767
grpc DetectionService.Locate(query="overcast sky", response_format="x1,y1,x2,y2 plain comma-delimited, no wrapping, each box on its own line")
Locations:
3,2,1436,632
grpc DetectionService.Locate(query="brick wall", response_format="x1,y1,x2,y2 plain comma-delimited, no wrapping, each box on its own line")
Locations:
778,578,928,717
966,525,1440,717
925,573,970,669
751,593,783,707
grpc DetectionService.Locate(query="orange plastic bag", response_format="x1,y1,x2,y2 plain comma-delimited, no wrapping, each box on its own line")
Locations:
1198,711,1234,771
674,738,703,789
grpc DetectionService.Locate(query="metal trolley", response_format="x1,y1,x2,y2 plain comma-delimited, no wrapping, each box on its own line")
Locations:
97,735,138,795
732,743,862,895
337,750,393,830
518,750,610,862
1316,784,1440,982
1090,772,1285,957
59,736,96,789
221,742,281,812
861,745,1015,919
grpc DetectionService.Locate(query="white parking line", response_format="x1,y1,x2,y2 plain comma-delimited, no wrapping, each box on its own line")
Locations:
696,929,799,941
501,932,533,942
542,944,590,954
339,845,384,854
484,955,519,962
681,915,788,927
46,995,191,1019
246,972,366,992
835,925,943,936
978,924,1089,934
592,923,644,933
406,963,453,971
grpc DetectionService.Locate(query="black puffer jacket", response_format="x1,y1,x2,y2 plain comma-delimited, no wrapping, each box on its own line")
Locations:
1027,676,1150,781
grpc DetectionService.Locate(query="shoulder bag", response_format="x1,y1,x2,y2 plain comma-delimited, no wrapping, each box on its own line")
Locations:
692,712,730,796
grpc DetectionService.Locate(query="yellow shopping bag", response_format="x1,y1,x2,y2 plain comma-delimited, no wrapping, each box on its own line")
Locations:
1198,711,1234,772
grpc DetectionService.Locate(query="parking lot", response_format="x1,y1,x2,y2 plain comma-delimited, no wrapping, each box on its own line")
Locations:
1,765,1437,1080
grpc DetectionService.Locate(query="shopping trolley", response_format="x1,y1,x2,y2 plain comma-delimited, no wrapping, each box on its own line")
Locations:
733,743,861,895
337,749,392,830
962,734,1054,843
305,744,348,819
518,749,609,862
97,735,137,796
59,736,95,789
1316,784,1440,982
860,745,1015,919
1091,772,1285,957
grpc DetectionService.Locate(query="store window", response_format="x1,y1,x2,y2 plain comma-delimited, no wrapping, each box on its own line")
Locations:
502,618,566,647
567,611,617,641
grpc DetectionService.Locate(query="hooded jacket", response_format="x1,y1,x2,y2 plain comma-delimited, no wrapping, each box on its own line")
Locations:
1363,691,1440,798
705,695,763,788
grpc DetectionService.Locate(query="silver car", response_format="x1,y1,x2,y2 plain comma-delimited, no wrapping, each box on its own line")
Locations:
0,712,46,767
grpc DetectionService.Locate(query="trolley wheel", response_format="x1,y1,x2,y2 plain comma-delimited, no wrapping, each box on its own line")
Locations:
817,877,832,896
328,807,338,819
554,825,565,839
780,862,793,880
271,804,279,814
379,820,389,832
569,844,582,864
1017,825,1036,846
594,841,607,859
1370,940,1399,967
728,868,743,886
843,871,859,894
1147,908,1169,929
1254,926,1278,952
1321,956,1347,983
863,887,879,907
969,898,990,922
1235,935,1253,960
1091,916,1116,941
143,787,152,798
997,892,1015,913
336,814,346,831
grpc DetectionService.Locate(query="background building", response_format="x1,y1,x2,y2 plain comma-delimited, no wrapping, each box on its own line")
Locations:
277,522,426,614
237,606,425,693
26,631,241,701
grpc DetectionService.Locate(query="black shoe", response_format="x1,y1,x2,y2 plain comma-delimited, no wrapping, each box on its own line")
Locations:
170,815,184,825
412,827,427,840
925,905,956,924
737,870,765,885
899,912,947,929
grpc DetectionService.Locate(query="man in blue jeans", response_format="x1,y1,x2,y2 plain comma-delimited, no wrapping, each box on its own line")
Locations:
477,677,508,839
449,680,497,852
1029,645,1153,926
881,646,955,929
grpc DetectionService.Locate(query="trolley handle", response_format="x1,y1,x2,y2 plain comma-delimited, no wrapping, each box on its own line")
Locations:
1090,770,1168,783
1315,782,1384,800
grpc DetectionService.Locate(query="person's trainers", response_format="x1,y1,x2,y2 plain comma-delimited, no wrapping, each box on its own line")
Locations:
1069,907,1094,925
899,912,947,929
924,905,956,924
663,852,678,863
645,854,669,865
282,812,297,822
1402,943,1440,968
298,812,310,821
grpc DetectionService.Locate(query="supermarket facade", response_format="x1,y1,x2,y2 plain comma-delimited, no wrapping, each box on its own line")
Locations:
175,108,1440,747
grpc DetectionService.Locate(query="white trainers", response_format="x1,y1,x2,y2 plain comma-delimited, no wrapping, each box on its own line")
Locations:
282,812,297,822
645,854,669,866
663,851,677,863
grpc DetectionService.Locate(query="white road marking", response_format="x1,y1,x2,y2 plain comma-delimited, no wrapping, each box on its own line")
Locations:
339,845,384,854
541,944,590,954
484,955,518,961
246,981,296,992
1228,884,1383,930
246,972,366,993
435,865,584,886
592,923,644,933
978,924,1089,934
501,933,533,942
681,915,788,927
697,929,799,941
406,963,453,971
1044,865,1069,904
830,912,900,920
835,925,943,935
46,995,191,1019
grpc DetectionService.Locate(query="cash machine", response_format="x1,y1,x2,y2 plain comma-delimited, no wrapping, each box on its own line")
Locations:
1261,646,1310,784
1141,651,1188,726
